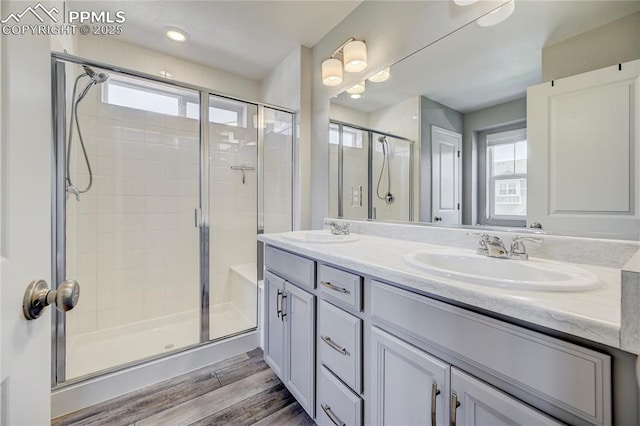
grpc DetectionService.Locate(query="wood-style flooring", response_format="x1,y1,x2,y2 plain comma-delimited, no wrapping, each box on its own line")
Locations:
52,348,315,426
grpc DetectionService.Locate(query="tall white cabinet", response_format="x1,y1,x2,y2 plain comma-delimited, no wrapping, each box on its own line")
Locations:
527,59,640,239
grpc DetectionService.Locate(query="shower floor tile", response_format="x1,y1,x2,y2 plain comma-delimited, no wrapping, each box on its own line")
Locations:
51,348,315,426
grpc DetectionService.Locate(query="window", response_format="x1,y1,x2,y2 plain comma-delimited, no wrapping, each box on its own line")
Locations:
103,77,249,127
329,123,364,149
487,128,527,220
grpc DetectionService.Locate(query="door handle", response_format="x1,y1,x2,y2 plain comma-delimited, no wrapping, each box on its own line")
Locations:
276,289,282,318
450,393,460,426
23,279,80,320
431,381,441,426
434,216,443,222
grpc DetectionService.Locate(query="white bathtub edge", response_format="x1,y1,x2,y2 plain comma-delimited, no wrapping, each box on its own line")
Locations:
51,330,261,418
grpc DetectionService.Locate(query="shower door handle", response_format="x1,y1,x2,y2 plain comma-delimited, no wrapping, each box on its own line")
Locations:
194,208,202,228
23,279,80,320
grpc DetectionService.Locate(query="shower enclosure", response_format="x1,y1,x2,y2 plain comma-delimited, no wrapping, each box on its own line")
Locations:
329,121,413,221
51,54,294,385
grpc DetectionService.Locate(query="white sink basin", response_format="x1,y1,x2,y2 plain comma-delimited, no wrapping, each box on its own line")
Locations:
403,248,600,291
281,231,360,244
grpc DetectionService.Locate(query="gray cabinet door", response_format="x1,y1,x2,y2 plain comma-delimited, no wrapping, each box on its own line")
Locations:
451,368,563,426
264,272,286,379
370,327,450,426
286,282,316,418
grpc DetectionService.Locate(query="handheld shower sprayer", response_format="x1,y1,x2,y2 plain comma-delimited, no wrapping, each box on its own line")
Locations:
376,136,395,205
66,65,110,200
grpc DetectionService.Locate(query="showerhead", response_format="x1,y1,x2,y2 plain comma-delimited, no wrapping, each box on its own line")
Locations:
82,65,110,84
378,136,387,143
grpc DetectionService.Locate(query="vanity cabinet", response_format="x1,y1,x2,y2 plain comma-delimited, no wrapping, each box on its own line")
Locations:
370,327,450,425
370,326,561,426
262,243,615,426
451,368,562,426
264,263,315,417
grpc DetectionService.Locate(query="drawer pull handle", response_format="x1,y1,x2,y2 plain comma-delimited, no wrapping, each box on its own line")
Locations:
321,281,350,294
321,403,346,426
431,381,441,426
321,335,348,355
450,393,460,426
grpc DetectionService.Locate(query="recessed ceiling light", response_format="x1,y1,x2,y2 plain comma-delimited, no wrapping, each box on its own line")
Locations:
350,93,362,100
165,26,188,43
368,67,390,83
477,0,515,27
346,81,366,94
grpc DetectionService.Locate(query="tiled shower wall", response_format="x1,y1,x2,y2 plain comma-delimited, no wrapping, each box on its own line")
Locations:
63,37,293,339
65,70,201,337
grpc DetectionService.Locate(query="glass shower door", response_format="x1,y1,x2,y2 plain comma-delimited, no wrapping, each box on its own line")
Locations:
62,63,202,380
208,95,258,340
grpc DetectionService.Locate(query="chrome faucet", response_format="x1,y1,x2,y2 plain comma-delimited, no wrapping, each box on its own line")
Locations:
509,235,544,260
326,221,350,235
470,233,542,260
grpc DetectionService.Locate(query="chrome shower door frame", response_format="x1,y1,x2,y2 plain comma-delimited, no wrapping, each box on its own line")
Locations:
51,53,295,388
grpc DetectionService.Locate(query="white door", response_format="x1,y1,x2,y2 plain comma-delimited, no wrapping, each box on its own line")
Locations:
451,368,561,425
370,327,450,426
1,3,53,424
527,60,640,239
263,272,285,379
285,283,315,418
431,126,462,224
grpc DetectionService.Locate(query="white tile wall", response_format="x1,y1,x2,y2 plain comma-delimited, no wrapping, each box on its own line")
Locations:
65,67,200,337
63,35,293,343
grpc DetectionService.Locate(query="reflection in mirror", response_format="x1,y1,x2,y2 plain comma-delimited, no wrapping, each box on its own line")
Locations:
329,122,414,221
329,1,640,239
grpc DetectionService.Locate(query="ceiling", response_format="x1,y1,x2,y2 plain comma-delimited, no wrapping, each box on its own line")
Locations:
333,1,640,114
68,1,363,80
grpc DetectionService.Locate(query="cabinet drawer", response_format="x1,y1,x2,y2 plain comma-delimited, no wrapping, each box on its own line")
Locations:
265,246,315,290
319,300,362,393
370,281,611,426
318,264,362,310
317,365,362,426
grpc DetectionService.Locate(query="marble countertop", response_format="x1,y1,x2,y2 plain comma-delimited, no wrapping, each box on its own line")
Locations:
259,231,622,350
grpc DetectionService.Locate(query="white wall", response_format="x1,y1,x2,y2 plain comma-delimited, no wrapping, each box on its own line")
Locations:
260,46,312,231
73,36,260,101
542,11,640,82
309,0,505,228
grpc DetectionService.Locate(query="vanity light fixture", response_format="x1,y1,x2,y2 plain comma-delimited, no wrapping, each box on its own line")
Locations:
346,81,366,95
350,93,362,100
322,58,343,86
368,67,390,83
321,37,368,86
477,0,515,27
165,26,188,42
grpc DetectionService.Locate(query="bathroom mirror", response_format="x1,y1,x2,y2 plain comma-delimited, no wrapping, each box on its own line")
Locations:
329,1,640,238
